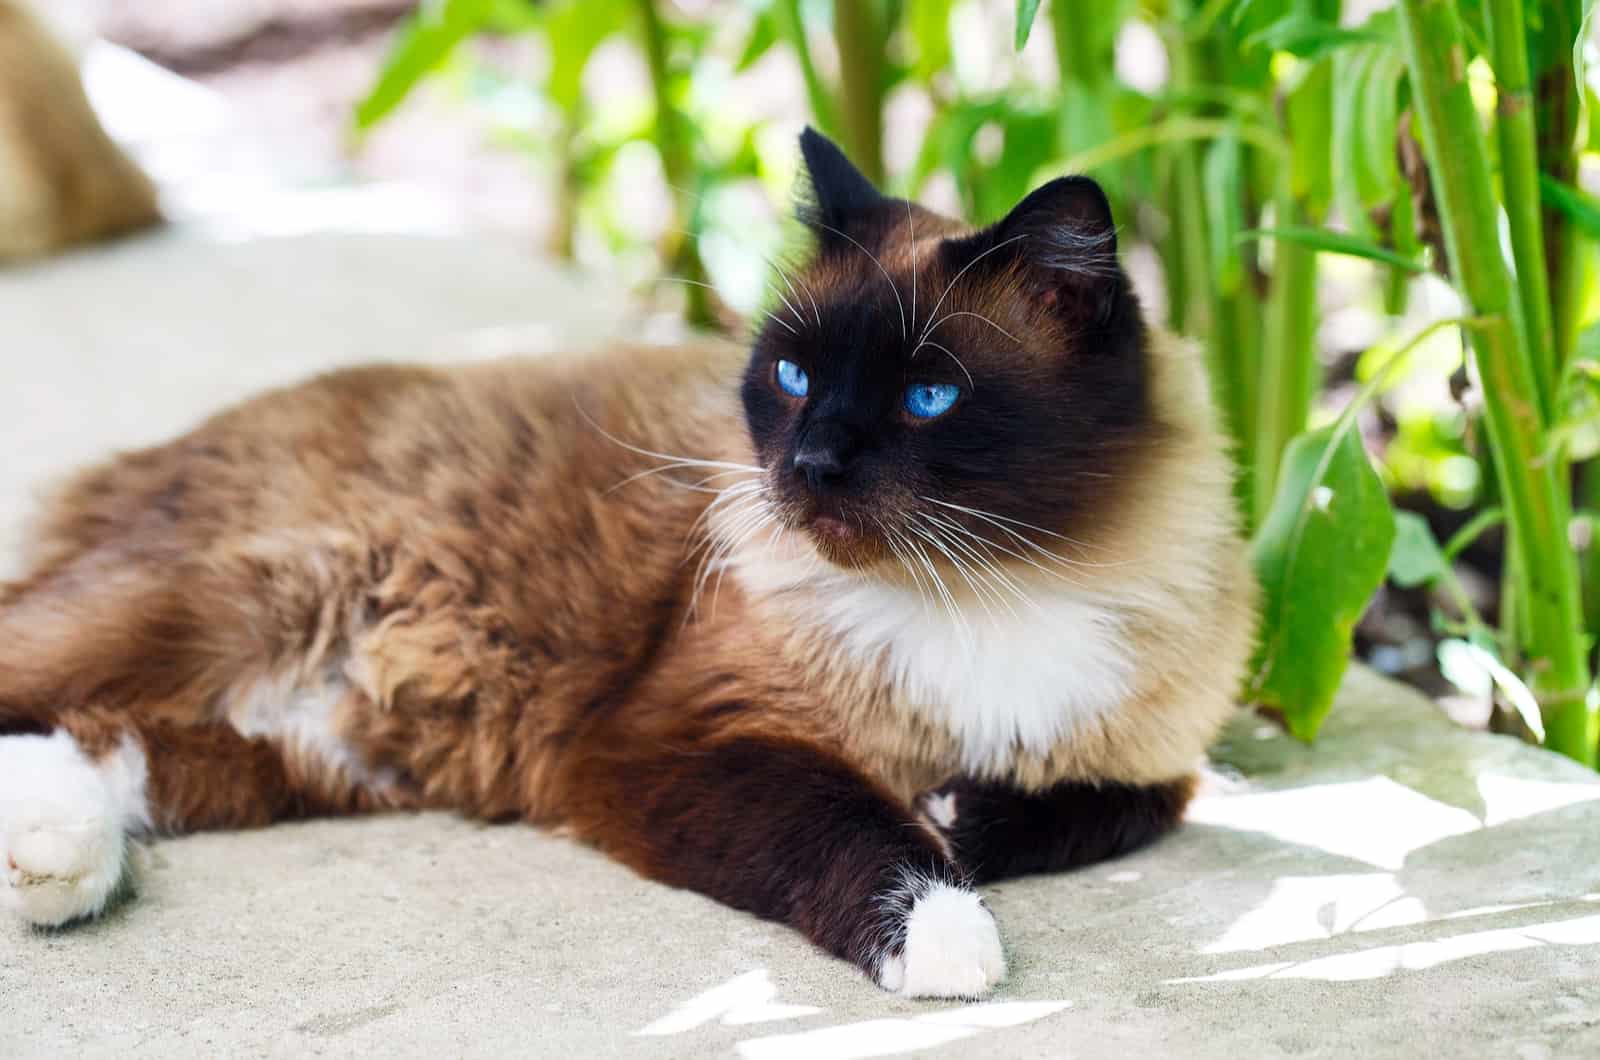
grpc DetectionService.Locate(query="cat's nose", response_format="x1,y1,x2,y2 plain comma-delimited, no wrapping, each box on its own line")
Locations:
792,422,860,490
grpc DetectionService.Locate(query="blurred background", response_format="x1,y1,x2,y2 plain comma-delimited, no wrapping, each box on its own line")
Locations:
7,0,1600,754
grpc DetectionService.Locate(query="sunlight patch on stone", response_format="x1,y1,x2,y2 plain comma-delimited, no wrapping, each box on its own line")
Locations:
1477,773,1600,828
635,970,823,1037
1186,776,1481,870
735,1001,1073,1060
1203,874,1428,954
1172,913,1600,984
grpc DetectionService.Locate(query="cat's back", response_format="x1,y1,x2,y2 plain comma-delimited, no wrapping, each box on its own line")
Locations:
29,342,750,578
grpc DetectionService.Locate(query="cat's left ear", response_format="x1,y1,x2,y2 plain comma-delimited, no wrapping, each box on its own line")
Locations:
796,126,887,239
944,176,1123,326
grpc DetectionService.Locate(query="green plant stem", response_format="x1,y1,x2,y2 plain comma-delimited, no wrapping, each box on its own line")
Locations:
1535,0,1585,374
1398,0,1595,764
1443,507,1506,561
1160,18,1229,465
550,120,579,260
637,0,711,327
832,0,887,185
1255,180,1320,522
1252,1,1330,521
775,0,840,137
1484,0,1556,419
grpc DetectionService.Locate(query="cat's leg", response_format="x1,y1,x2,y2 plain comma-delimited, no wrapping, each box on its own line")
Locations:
0,711,380,927
564,736,1006,999
914,775,1195,884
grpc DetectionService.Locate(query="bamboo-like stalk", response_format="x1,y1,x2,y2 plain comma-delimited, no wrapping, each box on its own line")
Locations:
1254,2,1330,524
1534,0,1585,373
1484,0,1556,418
775,0,840,138
637,0,712,326
1254,180,1319,522
832,0,887,186
1161,14,1233,463
550,121,579,260
1397,0,1595,764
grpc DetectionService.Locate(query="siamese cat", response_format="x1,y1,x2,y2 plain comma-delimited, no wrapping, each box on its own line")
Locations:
0,129,1254,999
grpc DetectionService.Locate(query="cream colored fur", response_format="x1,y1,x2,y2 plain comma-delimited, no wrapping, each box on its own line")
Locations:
729,331,1256,794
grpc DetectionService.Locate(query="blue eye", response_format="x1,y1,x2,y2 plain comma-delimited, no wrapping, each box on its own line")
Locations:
904,382,961,419
775,359,809,398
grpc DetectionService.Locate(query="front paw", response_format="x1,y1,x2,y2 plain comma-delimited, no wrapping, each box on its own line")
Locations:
0,732,136,927
876,878,1006,999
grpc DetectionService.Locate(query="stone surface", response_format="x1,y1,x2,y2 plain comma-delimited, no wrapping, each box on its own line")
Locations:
4,225,1600,1059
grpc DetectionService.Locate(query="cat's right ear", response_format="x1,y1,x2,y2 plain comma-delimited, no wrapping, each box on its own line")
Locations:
796,127,886,241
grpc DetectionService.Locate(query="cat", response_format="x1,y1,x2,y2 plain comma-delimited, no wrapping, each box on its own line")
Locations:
0,128,1255,999
0,0,160,262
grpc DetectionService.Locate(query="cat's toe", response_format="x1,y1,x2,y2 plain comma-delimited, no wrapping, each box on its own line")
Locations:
878,881,1006,999
0,732,134,927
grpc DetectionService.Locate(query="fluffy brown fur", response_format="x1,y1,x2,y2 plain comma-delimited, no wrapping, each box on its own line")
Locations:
0,131,1254,999
0,0,161,261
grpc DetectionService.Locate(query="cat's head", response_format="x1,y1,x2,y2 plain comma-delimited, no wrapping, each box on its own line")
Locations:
740,128,1150,573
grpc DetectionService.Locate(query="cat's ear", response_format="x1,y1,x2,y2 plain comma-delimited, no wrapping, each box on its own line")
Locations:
944,176,1123,326
796,126,886,238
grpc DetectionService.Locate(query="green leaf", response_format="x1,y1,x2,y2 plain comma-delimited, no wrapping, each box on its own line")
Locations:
1244,12,1388,59
1355,48,1406,209
1330,45,1378,239
736,7,779,71
1540,173,1600,242
354,0,496,131
1015,0,1042,49
1238,226,1427,272
1546,320,1600,462
1284,56,1333,216
1438,638,1547,741
911,0,954,78
1249,422,1397,740
1389,511,1450,588
546,0,627,112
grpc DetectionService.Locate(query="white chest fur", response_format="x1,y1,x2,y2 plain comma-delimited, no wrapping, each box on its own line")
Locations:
732,550,1135,772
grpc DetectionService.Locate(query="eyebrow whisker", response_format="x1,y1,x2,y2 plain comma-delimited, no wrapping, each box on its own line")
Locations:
815,220,907,341
909,340,974,389
918,233,1029,345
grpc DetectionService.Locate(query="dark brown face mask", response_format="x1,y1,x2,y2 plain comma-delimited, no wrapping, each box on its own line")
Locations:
740,127,1151,569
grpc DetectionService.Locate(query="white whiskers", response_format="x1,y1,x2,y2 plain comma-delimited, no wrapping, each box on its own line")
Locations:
918,233,1029,345
817,220,907,340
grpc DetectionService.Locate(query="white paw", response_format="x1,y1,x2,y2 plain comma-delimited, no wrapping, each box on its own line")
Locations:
0,731,146,927
878,881,1006,999
921,792,959,830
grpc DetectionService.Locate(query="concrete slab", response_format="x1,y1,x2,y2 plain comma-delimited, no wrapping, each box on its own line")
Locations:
4,231,1600,1058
